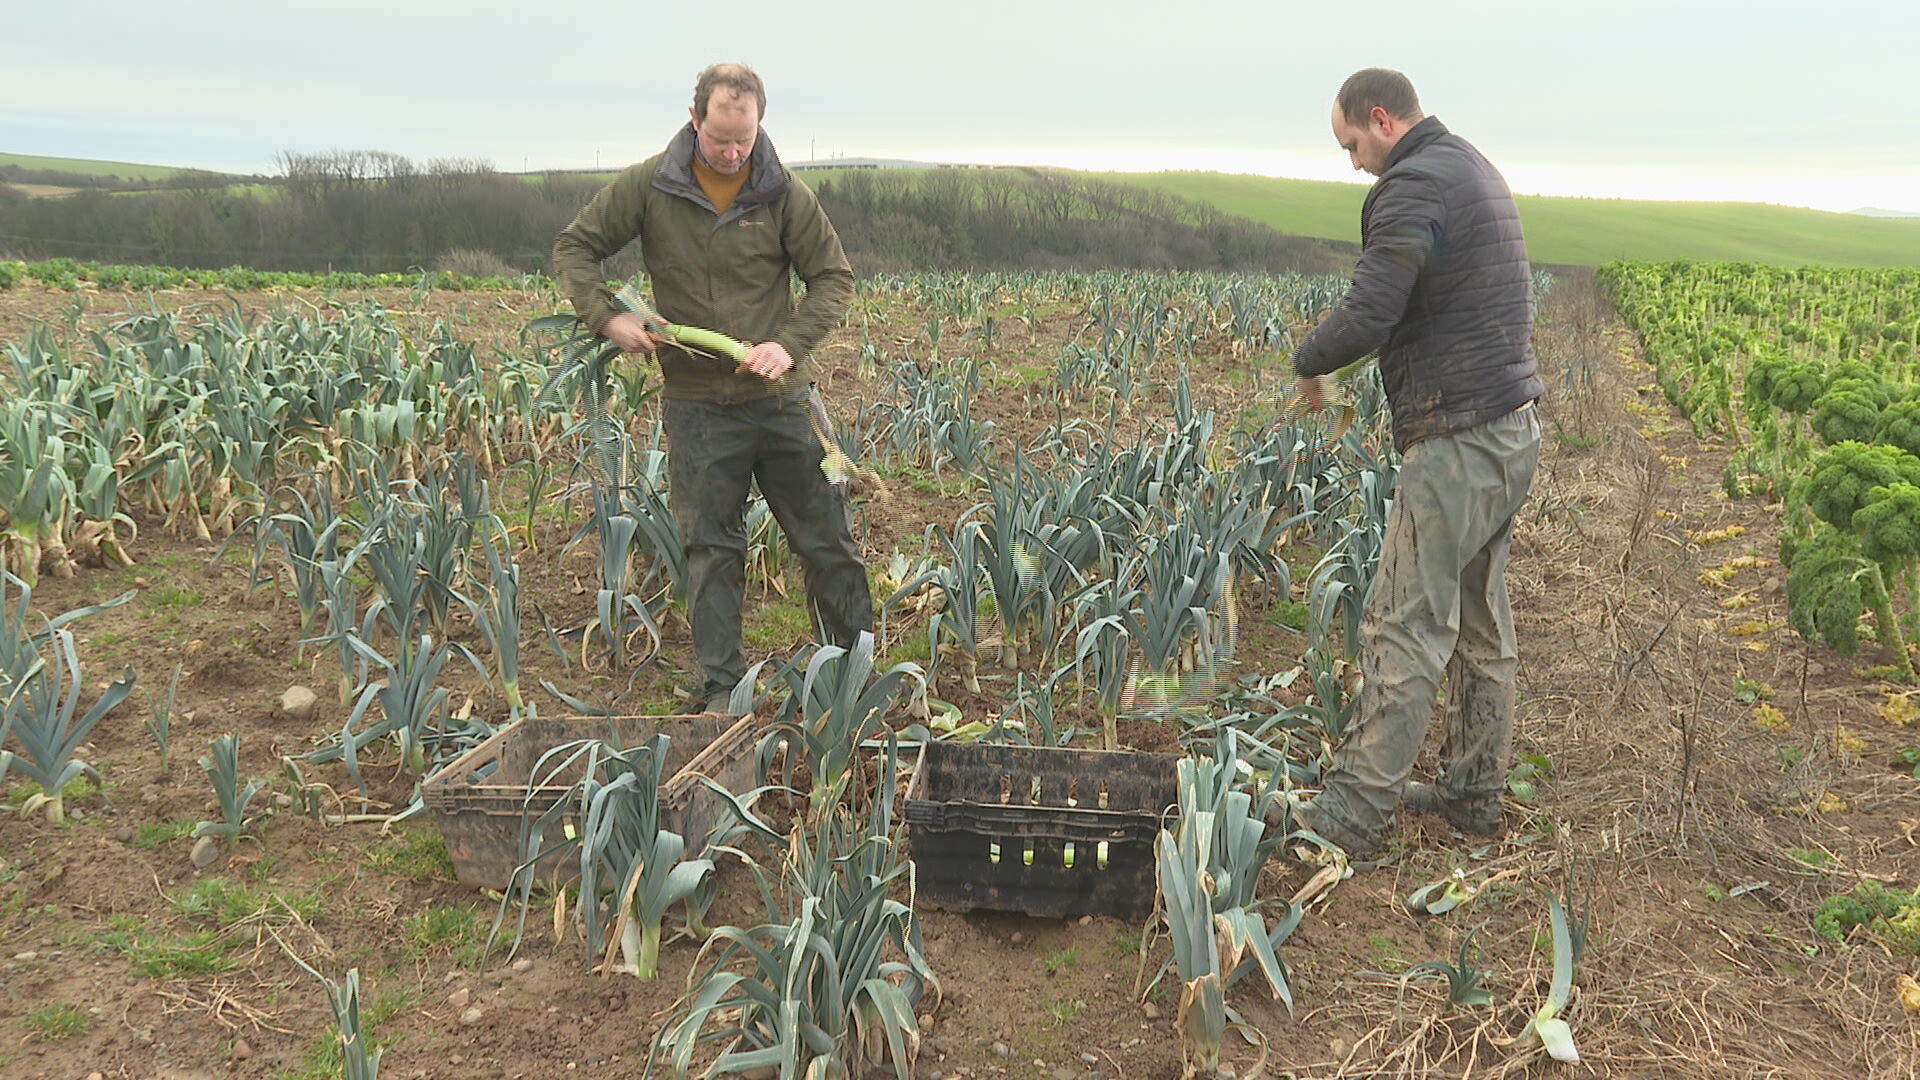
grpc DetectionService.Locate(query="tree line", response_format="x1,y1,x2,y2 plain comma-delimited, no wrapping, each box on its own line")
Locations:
815,167,1346,274
0,150,1348,277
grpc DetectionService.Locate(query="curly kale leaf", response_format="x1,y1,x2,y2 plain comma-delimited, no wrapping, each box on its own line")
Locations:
1874,399,1920,458
1809,387,1884,446
1801,442,1920,532
1824,374,1894,411
1855,482,1920,565
1826,360,1886,397
1743,351,1788,408
1784,526,1866,655
1768,363,1827,414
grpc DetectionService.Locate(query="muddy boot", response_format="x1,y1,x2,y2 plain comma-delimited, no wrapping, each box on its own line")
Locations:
1295,797,1386,860
1400,780,1503,835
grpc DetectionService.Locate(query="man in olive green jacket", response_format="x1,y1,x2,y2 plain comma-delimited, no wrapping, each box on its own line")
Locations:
552,63,869,710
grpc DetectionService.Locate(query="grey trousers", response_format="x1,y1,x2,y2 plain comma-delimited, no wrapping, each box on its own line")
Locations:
663,394,874,701
1313,404,1542,843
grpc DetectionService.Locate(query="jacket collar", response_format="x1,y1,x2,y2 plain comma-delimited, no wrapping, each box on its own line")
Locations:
655,122,790,212
1384,115,1448,173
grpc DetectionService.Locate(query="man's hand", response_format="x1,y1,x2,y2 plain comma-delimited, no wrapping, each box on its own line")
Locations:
1299,374,1336,412
602,312,668,353
738,341,795,380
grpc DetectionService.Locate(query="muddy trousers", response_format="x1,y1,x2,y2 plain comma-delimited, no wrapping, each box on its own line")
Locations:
664,394,874,702
1312,404,1542,845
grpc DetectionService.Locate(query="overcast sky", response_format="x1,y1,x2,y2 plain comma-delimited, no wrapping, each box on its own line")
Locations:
6,0,1916,212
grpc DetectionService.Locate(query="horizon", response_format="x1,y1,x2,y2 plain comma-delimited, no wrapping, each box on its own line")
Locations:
6,145,1915,219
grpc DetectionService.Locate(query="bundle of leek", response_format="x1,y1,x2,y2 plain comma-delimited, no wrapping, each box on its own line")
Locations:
1281,372,1359,447
533,287,886,498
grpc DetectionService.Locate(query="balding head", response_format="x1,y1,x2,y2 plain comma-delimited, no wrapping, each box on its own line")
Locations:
693,63,766,123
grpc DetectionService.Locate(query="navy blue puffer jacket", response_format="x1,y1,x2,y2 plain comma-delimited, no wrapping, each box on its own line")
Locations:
1295,116,1543,451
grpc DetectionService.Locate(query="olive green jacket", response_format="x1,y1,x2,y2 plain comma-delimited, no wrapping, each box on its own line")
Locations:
552,124,853,402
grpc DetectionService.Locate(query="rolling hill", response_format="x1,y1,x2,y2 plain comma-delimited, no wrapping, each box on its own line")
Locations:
8,152,1918,269
1108,171,1920,268
0,152,190,181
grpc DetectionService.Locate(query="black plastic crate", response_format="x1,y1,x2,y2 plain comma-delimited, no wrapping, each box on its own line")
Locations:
422,712,759,890
903,742,1178,920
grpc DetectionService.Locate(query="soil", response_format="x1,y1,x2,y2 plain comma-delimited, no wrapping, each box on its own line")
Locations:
0,273,1915,1080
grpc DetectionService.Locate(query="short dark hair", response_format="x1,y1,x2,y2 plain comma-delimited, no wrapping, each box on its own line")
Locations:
1337,68,1422,126
694,63,766,122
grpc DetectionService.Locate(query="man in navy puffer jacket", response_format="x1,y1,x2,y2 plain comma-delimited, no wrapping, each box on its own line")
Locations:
1290,68,1545,859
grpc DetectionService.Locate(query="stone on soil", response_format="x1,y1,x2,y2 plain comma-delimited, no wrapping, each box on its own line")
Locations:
280,685,319,721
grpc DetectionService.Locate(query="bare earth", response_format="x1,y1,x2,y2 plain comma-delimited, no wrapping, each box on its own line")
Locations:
0,275,1915,1080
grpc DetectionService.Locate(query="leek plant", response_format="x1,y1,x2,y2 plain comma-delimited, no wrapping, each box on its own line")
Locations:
1179,472,1301,587
1298,646,1358,746
1057,342,1103,396
1230,424,1340,533
307,546,371,705
193,733,266,844
1058,575,1140,748
1027,518,1104,646
533,285,747,489
496,735,714,981
330,631,484,792
1149,730,1308,1076
1514,895,1581,1063
145,662,183,772
472,528,525,716
0,403,76,585
886,361,997,477
0,574,131,696
70,439,137,569
259,480,344,634
284,955,382,1080
357,499,440,645
994,673,1080,746
576,485,664,669
930,361,997,477
623,449,687,601
1118,536,1238,723
890,524,989,692
1154,814,1237,1078
1385,923,1493,1010
401,460,486,636
757,631,923,820
1306,510,1386,661
743,495,792,597
656,737,936,1079
591,736,716,979
1156,730,1304,1006
965,451,1096,668
1,626,135,824
660,892,926,1079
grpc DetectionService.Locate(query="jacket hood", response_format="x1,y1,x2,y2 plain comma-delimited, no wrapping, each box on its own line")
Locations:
653,122,791,215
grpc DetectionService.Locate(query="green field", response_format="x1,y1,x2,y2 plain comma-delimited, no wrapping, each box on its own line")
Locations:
0,152,189,181
1110,171,1920,268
